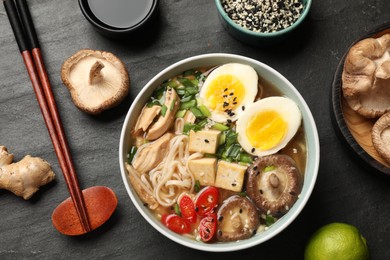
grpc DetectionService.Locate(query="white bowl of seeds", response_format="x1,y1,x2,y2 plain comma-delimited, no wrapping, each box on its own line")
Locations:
215,0,312,45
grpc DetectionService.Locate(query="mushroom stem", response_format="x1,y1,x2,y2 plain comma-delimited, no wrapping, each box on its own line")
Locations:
269,173,279,188
89,61,105,85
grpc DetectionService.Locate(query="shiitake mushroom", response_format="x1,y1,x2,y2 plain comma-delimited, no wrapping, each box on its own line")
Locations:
216,195,259,242
246,154,302,217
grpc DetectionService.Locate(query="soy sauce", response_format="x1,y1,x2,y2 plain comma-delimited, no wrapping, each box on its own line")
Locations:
87,0,154,29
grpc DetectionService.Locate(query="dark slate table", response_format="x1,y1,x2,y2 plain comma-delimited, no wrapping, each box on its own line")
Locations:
0,0,389,259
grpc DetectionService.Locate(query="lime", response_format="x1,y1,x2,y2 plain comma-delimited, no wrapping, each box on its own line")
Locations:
304,222,369,260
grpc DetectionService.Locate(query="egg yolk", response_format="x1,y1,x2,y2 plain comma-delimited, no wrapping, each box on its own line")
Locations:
204,74,245,112
246,110,287,150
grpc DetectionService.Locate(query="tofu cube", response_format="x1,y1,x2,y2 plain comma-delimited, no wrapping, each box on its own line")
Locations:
188,130,221,154
187,158,217,186
215,160,248,192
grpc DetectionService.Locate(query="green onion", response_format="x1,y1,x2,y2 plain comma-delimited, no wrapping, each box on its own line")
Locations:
147,100,161,107
161,104,168,117
189,107,204,118
225,130,238,147
218,132,226,145
204,153,217,158
194,180,201,192
175,110,186,118
170,99,176,111
197,119,208,127
185,86,198,96
238,191,247,197
174,203,181,216
211,123,230,131
264,165,276,172
191,79,199,87
226,144,241,158
265,214,276,226
180,99,197,110
180,95,193,103
162,80,179,89
176,88,186,96
127,146,137,164
178,78,194,88
183,123,202,135
183,69,195,77
152,85,166,100
198,105,211,117
239,153,253,164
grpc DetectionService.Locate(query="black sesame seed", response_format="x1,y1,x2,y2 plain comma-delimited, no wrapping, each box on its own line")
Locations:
239,208,243,213
251,148,255,153
242,106,245,111
233,97,237,101
195,207,198,212
229,92,234,96
218,216,224,221
253,166,258,170
259,189,263,194
204,139,209,143
232,183,237,186
224,88,228,92
227,119,232,123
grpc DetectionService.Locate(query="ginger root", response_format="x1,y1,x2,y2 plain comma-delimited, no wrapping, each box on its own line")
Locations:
0,146,55,200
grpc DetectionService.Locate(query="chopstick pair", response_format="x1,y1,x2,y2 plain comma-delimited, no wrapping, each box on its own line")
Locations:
3,0,91,233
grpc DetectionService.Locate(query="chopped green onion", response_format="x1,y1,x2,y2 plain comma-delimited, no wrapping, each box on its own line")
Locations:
189,107,204,118
170,99,176,111
161,104,168,117
127,146,137,164
183,69,195,77
162,80,179,89
197,119,208,127
191,79,199,87
176,88,186,96
180,99,197,110
225,130,238,147
198,105,211,117
185,86,198,96
212,123,230,131
174,203,181,216
218,132,226,145
238,191,247,197
264,165,276,172
226,144,241,158
239,153,253,164
180,95,193,103
204,153,217,158
147,100,161,107
183,123,202,135
265,214,276,226
175,110,186,118
194,180,201,192
178,78,194,88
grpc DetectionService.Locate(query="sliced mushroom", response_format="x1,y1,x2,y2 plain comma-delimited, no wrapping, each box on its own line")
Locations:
134,105,161,135
61,49,130,115
125,163,158,209
246,154,302,217
146,88,180,140
216,195,259,242
132,133,173,173
342,33,390,118
372,111,390,164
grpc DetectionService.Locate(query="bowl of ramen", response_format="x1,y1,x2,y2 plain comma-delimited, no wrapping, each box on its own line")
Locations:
119,53,319,251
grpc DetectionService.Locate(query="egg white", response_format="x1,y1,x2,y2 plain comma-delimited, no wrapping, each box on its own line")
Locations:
199,63,258,123
236,96,302,157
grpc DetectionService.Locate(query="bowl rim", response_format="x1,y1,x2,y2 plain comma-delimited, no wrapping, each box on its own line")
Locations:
78,0,158,33
119,53,320,252
214,0,312,37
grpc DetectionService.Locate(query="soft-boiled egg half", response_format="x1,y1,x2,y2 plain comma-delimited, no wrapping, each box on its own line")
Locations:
199,63,258,123
236,96,302,157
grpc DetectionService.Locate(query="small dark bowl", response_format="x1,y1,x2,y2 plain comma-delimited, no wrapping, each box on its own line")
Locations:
78,0,159,40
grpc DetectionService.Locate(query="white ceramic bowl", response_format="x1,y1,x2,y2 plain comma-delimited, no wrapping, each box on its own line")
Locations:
119,53,320,252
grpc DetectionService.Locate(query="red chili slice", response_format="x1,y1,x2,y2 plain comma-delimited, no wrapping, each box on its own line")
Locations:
195,186,219,216
199,213,217,242
161,214,191,234
179,194,196,223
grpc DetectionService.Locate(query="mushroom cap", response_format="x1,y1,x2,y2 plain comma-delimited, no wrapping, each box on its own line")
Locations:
216,195,259,242
342,33,390,118
246,154,302,217
61,49,130,115
372,111,390,164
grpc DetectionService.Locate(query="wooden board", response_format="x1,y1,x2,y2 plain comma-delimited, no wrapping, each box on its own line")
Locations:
331,23,390,176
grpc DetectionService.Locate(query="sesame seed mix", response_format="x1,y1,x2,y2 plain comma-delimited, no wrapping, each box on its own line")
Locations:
222,0,304,33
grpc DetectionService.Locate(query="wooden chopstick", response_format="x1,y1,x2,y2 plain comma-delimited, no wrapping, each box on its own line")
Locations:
3,0,91,233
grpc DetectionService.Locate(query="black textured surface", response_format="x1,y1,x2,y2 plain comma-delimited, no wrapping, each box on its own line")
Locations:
0,0,389,259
